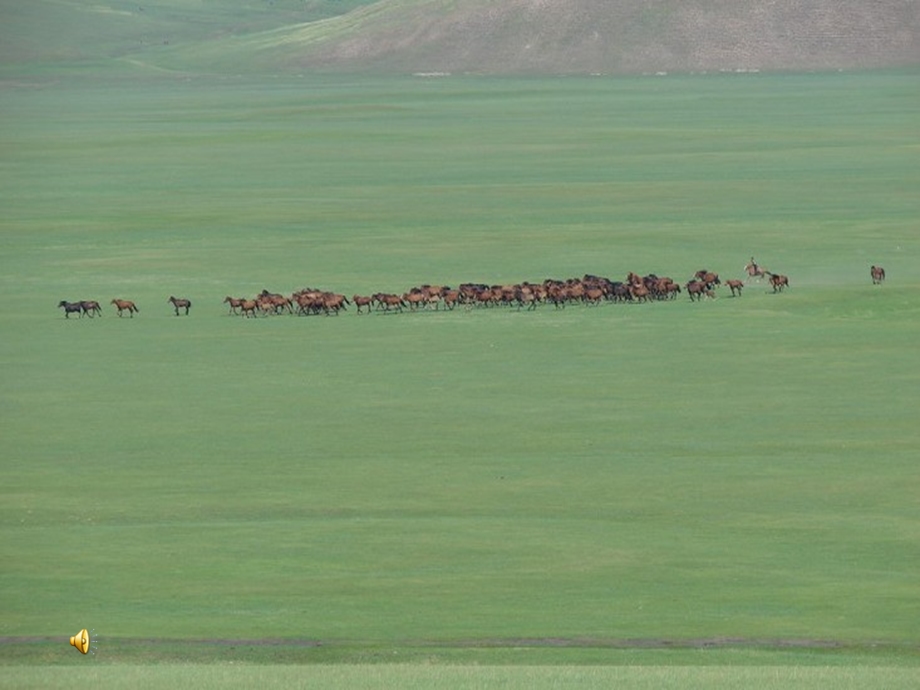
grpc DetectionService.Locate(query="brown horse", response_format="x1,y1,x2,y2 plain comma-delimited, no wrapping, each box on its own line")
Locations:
766,272,789,293
694,270,721,288
258,290,293,315
685,280,712,301
629,283,651,303
374,293,406,313
168,296,191,315
871,265,886,285
725,279,744,297
58,300,84,318
515,286,538,311
81,300,103,317
403,291,427,311
111,299,138,317
352,295,373,314
239,299,259,317
321,293,349,315
223,296,244,315
441,288,462,310
583,287,605,305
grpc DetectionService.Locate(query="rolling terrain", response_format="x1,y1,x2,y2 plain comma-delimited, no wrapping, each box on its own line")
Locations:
2,0,918,76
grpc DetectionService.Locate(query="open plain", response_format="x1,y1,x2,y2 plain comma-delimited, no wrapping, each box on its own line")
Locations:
1,25,919,688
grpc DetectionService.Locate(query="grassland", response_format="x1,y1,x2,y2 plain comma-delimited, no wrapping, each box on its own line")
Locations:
1,70,919,687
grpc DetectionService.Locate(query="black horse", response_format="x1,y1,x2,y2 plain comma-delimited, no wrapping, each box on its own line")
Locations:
168,296,192,316
58,301,84,318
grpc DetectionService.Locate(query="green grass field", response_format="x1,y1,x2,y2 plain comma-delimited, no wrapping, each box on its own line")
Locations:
2,70,919,686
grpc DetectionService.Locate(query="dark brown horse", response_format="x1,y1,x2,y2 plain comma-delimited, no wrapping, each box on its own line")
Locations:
766,272,789,293
725,279,744,297
871,265,886,285
515,286,538,311
694,270,721,288
168,296,191,315
58,301,84,318
685,280,712,301
81,300,103,317
111,299,138,317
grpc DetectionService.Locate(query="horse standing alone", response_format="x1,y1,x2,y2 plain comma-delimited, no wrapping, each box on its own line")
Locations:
871,265,886,285
168,296,192,316
726,279,744,297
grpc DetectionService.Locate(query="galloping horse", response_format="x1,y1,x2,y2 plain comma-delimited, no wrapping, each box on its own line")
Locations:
258,290,294,315
377,293,407,313
239,299,259,318
744,257,767,280
694,269,721,289
321,293,349,315
441,288,462,310
111,299,138,317
81,300,103,317
168,296,192,315
352,295,373,314
685,280,712,301
765,272,789,293
870,265,886,285
725,279,744,297
58,301,84,318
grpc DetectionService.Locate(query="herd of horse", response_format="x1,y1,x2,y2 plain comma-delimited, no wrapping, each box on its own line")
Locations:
57,263,886,318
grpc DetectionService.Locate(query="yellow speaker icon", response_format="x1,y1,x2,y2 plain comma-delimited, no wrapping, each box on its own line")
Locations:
70,629,90,654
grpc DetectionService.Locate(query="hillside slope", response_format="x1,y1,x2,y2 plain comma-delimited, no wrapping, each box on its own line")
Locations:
3,0,918,76
201,0,920,74
0,0,377,72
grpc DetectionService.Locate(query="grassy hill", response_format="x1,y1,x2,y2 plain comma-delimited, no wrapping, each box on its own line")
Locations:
235,0,920,75
2,0,918,77
0,1,376,75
